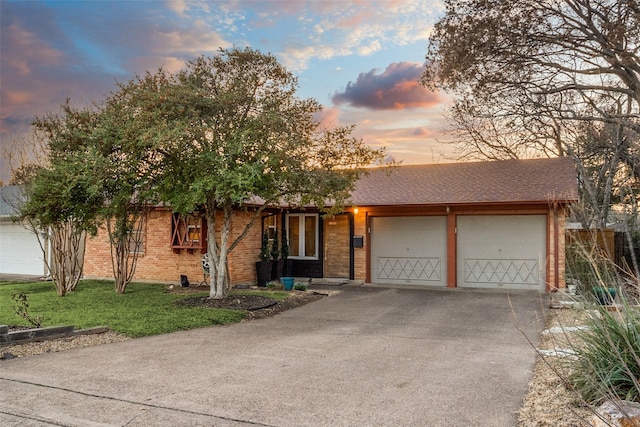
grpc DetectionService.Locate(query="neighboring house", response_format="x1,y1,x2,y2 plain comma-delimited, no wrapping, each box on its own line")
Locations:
83,157,578,291
0,186,49,276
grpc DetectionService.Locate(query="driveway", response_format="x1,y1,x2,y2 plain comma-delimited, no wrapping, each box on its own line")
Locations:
0,285,545,426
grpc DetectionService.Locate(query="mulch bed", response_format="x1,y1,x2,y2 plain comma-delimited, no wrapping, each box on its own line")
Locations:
172,287,326,320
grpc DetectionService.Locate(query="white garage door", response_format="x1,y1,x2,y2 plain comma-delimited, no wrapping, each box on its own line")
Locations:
371,216,447,286
0,222,45,275
457,215,546,290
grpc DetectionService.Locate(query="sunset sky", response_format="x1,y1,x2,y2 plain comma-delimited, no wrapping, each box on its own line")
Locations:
0,0,454,183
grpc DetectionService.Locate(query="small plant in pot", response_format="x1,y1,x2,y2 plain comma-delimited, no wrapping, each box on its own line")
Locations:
271,231,283,280
281,232,293,276
255,231,272,287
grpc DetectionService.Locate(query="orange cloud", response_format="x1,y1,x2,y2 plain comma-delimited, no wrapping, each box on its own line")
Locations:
4,90,35,105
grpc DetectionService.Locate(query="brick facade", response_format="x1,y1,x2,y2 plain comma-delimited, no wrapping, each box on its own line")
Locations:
84,208,262,285
84,204,569,291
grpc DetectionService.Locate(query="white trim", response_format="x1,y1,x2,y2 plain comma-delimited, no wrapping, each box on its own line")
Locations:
286,213,319,260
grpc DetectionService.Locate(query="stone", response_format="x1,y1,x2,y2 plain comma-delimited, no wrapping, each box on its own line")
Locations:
592,400,640,427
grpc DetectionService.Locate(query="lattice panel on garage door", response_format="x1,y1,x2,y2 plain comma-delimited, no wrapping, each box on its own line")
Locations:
377,257,442,281
464,259,539,285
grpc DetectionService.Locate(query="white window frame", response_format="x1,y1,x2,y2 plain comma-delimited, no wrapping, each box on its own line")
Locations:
286,213,319,260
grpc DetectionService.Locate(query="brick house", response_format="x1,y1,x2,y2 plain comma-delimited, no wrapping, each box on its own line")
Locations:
83,157,578,291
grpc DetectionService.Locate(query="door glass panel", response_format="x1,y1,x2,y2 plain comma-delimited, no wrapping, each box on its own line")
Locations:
304,216,316,257
289,216,300,257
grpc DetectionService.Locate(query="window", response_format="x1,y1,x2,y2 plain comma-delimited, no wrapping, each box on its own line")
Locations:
263,214,277,241
286,214,318,259
127,229,145,254
172,213,205,250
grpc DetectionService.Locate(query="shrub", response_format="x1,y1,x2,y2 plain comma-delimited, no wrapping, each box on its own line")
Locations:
562,234,640,404
568,302,640,404
293,283,307,291
266,281,282,290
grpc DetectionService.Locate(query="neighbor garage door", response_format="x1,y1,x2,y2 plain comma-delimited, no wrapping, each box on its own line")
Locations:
0,222,45,275
371,216,447,286
457,215,546,290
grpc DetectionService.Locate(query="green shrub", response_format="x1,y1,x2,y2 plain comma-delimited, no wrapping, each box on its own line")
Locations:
563,238,640,404
293,283,307,291
568,303,640,404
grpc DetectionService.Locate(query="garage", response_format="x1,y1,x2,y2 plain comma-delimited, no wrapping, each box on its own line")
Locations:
0,222,46,276
370,216,447,286
456,215,547,290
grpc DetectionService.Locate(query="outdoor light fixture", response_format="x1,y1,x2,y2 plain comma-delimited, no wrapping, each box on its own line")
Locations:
354,207,359,214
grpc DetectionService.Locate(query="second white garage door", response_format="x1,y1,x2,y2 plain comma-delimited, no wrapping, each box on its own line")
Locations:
371,216,447,286
456,215,546,290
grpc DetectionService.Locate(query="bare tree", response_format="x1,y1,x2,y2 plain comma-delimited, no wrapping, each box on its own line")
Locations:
423,0,640,227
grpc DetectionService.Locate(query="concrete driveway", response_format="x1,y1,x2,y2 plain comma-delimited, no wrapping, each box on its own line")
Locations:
0,285,545,426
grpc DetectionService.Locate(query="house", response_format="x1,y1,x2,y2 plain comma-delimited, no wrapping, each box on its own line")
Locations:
0,186,49,276
83,157,578,291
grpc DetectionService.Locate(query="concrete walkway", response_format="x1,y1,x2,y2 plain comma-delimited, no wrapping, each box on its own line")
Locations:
0,285,545,426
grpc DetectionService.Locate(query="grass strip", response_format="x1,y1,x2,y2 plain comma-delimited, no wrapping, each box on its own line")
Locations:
0,280,254,338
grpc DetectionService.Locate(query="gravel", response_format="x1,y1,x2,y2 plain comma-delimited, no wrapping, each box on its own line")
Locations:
1,331,130,359
518,308,596,426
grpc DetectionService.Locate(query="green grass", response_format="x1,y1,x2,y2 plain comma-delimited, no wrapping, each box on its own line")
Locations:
0,280,258,338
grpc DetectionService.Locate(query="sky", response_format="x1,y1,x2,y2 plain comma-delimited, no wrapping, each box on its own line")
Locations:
0,0,454,183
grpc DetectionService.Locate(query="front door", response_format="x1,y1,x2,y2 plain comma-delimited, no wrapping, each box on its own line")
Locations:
323,214,350,278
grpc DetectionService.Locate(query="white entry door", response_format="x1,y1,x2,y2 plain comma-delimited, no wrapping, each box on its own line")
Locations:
457,215,546,290
370,216,447,286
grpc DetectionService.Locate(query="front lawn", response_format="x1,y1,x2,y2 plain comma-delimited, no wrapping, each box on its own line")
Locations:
0,280,279,337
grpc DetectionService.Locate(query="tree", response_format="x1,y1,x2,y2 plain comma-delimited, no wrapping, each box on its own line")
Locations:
92,78,163,294
423,0,640,227
19,102,104,296
127,48,383,299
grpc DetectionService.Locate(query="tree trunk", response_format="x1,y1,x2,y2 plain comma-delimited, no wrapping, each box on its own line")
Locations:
41,220,85,296
208,203,233,299
107,211,147,295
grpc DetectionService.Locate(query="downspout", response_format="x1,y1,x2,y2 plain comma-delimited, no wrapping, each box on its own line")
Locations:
349,212,355,281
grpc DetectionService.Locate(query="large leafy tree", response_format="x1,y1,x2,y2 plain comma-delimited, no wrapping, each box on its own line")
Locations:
423,0,640,228
124,47,383,299
92,78,164,294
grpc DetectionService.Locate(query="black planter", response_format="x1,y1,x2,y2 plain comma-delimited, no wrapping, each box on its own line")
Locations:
256,261,273,287
282,259,293,277
272,260,284,280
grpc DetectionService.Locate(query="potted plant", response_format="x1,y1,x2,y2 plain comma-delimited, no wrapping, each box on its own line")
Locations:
281,276,295,291
255,231,272,287
281,231,292,276
271,231,283,280
592,286,617,305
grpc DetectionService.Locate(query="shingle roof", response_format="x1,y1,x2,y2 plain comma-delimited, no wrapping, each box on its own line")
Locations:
0,185,26,217
349,157,578,206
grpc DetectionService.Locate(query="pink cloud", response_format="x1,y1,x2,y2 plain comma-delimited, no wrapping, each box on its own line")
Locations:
413,126,435,137
314,107,341,130
332,62,442,110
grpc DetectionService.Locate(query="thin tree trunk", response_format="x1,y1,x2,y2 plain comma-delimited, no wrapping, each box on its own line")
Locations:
210,203,233,299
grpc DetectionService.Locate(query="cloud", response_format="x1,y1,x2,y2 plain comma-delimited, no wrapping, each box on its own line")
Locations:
151,19,230,56
331,62,442,110
314,107,341,130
